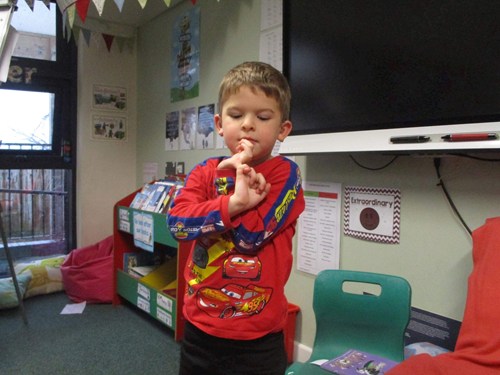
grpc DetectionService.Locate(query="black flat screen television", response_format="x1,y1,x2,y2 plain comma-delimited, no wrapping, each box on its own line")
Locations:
280,0,500,154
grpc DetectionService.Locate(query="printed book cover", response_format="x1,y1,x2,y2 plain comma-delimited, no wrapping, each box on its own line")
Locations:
320,349,398,375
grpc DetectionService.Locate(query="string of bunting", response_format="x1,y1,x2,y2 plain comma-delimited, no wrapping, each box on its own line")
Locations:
58,0,198,51
21,0,200,52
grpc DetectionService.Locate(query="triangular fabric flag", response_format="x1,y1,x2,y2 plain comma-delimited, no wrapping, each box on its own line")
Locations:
24,0,35,10
113,0,125,12
124,37,135,53
102,34,114,51
65,22,72,42
81,28,92,46
90,31,101,47
67,5,77,29
72,25,81,44
116,37,134,53
42,0,51,9
76,0,91,23
116,37,125,52
191,0,196,4
92,0,106,16
137,0,147,9
163,0,171,6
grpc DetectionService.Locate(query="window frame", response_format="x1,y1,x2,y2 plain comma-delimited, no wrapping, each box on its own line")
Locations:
0,1,77,252
0,1,77,170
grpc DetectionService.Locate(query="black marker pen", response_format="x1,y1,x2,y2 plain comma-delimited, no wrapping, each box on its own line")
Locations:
390,136,430,144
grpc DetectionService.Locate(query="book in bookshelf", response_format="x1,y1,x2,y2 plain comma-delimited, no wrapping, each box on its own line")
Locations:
320,349,398,375
129,179,183,213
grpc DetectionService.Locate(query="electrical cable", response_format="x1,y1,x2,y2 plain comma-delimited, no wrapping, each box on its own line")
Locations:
349,154,399,170
433,158,472,236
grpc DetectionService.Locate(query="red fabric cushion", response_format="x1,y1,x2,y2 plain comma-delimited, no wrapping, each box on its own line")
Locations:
388,217,500,375
61,236,114,303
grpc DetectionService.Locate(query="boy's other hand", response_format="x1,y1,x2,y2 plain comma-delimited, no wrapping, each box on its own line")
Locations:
228,164,271,217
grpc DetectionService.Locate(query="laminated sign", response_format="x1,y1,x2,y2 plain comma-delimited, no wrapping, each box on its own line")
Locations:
343,186,401,244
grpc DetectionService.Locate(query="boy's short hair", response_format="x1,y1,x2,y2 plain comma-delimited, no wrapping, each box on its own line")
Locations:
218,61,291,121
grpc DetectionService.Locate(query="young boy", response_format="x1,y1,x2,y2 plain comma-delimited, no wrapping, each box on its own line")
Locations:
167,61,305,375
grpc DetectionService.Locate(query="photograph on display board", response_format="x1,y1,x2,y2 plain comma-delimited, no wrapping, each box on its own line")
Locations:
197,104,215,149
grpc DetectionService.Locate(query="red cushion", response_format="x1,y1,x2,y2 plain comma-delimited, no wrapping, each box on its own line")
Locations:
61,236,114,303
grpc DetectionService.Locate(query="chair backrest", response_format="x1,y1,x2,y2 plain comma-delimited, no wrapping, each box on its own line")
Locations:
310,269,411,362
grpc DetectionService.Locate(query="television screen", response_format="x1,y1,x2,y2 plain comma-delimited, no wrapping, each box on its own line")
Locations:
284,0,500,137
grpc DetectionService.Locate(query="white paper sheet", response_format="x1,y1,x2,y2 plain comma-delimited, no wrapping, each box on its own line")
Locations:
60,301,87,315
297,181,342,275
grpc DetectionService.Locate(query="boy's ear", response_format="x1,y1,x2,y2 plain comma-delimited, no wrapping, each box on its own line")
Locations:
214,114,223,135
277,120,293,142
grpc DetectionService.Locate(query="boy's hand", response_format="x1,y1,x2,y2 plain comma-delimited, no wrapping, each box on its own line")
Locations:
228,164,271,217
217,139,254,170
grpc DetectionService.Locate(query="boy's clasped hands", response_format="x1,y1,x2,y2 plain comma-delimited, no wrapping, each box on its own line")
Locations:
219,139,271,217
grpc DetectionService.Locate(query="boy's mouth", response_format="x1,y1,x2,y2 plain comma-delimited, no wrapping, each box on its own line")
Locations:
241,137,256,143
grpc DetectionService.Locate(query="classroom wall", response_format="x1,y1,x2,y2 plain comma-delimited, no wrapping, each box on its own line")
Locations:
77,0,500,358
76,36,138,247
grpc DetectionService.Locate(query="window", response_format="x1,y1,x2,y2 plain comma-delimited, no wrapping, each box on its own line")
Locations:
0,0,76,266
11,0,56,61
0,0,76,165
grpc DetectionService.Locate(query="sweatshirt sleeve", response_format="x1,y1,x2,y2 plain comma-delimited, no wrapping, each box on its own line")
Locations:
167,157,305,254
167,159,234,241
229,157,304,254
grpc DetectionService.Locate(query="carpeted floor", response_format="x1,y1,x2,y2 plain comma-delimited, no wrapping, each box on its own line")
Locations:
0,292,180,375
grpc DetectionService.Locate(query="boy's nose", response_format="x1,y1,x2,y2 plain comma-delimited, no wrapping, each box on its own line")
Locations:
241,116,255,131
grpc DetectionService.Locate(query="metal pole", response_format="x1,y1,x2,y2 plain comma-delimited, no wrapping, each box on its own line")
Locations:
0,202,28,324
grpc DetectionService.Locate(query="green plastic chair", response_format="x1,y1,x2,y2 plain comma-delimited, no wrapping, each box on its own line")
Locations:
286,269,412,375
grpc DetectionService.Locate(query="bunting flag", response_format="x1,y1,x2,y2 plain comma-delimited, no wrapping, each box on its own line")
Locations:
25,0,35,10
81,28,92,46
75,0,91,23
102,33,114,51
91,0,106,16
113,0,125,12
28,0,200,52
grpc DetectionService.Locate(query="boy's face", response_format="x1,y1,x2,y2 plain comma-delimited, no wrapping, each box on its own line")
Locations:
214,85,292,167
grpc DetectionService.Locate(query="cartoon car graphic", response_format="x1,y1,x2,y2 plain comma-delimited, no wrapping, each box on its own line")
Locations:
197,284,272,319
222,254,261,280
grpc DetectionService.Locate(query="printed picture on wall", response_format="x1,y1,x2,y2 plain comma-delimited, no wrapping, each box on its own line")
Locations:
170,6,200,103
180,107,197,150
343,185,401,244
92,85,127,111
197,104,214,149
92,115,127,141
165,111,180,151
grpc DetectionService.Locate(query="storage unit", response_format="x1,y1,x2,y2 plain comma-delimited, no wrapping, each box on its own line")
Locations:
113,188,190,340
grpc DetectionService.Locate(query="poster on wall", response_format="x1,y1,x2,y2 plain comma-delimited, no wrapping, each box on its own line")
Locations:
91,115,127,141
170,6,200,103
180,107,197,150
296,181,342,275
197,104,215,149
165,111,180,151
343,185,401,244
92,85,127,111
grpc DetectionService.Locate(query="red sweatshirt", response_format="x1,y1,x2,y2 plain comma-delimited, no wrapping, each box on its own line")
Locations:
168,156,305,340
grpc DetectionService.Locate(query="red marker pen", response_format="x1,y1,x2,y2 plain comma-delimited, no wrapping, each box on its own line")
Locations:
441,133,498,142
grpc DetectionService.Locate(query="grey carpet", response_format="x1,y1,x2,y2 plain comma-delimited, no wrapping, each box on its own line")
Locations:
0,292,180,374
